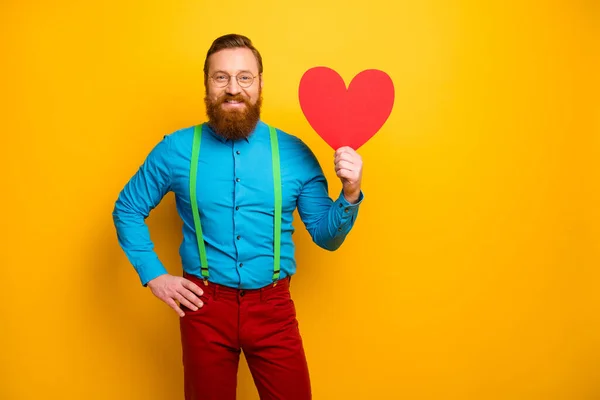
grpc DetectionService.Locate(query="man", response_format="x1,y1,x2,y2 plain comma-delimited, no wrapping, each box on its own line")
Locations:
113,33,364,400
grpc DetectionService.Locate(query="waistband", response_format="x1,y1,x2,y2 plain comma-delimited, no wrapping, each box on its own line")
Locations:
184,272,291,299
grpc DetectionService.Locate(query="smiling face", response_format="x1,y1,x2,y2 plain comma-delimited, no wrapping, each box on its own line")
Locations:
204,47,264,140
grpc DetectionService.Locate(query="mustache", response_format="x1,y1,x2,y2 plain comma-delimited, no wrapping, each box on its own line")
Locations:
217,94,249,105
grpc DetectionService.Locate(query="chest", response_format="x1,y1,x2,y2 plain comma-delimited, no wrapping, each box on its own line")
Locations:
171,137,303,214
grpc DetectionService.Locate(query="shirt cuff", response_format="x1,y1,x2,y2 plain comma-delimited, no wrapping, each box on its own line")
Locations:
137,258,169,287
336,189,365,209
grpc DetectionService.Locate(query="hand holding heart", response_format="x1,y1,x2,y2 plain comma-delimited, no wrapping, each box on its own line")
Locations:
298,66,394,205
335,146,362,204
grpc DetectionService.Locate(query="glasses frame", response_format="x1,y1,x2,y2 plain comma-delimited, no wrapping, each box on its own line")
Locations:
209,71,259,88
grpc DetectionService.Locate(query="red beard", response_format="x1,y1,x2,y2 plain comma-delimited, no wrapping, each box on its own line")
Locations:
205,92,262,141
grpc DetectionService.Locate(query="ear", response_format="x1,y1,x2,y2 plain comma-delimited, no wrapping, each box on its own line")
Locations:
260,74,264,89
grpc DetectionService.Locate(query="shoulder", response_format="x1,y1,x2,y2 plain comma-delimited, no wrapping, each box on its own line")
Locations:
156,124,203,157
265,122,314,155
263,122,324,176
164,124,196,142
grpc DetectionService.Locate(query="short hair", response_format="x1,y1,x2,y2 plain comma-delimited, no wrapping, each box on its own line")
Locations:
203,34,263,76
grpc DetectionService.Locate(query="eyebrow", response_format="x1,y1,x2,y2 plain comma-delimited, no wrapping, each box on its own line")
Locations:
211,69,254,75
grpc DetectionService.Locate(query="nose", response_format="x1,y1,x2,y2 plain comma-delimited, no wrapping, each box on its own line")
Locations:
225,76,242,95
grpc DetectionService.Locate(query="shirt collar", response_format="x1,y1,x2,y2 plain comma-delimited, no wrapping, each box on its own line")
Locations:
205,120,266,144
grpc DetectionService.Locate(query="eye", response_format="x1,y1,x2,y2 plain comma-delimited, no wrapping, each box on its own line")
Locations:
238,74,253,82
214,74,228,82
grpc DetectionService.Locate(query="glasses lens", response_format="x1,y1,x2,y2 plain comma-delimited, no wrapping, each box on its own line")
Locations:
237,73,254,87
213,73,230,87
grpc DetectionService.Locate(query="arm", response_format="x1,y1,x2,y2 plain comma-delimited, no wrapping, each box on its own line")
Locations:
113,135,206,317
297,146,364,251
112,135,173,286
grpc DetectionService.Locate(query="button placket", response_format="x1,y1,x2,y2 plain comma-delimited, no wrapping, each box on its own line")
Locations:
233,144,243,272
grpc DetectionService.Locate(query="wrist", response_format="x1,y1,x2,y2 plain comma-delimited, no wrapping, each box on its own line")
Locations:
146,273,167,288
343,189,361,204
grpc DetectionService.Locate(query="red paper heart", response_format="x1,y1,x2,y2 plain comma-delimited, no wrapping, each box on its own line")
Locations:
298,66,394,150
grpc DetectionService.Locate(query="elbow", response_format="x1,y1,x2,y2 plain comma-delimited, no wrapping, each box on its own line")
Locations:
321,243,342,252
112,200,126,224
112,198,143,226
313,235,345,252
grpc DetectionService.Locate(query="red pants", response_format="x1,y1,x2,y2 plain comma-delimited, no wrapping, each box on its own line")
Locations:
179,274,312,400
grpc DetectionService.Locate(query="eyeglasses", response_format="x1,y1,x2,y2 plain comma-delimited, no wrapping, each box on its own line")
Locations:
209,72,258,88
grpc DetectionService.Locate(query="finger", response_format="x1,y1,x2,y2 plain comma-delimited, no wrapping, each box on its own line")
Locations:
174,293,199,311
336,168,356,180
335,158,354,167
335,152,362,166
178,288,204,308
182,279,204,297
335,160,355,172
165,297,185,318
335,146,355,156
334,153,355,165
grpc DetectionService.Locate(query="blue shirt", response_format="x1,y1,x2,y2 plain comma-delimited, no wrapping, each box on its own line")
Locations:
112,120,364,289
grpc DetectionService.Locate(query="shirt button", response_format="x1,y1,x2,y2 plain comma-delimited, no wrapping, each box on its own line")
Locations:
240,290,245,297
339,203,343,208
236,150,241,155
338,227,342,232
239,262,244,267
236,178,240,182
235,206,240,211
237,235,241,240
345,208,349,212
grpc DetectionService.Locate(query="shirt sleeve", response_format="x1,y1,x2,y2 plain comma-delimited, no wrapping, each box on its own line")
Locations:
296,145,364,251
112,135,173,286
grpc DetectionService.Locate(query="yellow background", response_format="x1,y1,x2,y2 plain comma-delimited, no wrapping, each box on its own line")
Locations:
1,1,599,399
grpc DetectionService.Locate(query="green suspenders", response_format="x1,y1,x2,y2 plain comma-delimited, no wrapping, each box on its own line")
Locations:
189,123,282,286
189,125,209,282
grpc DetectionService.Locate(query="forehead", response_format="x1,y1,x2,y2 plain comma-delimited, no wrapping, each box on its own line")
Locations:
207,47,259,74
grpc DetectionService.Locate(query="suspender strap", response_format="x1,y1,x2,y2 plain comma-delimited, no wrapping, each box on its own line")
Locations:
269,125,282,282
189,123,282,284
190,125,209,283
